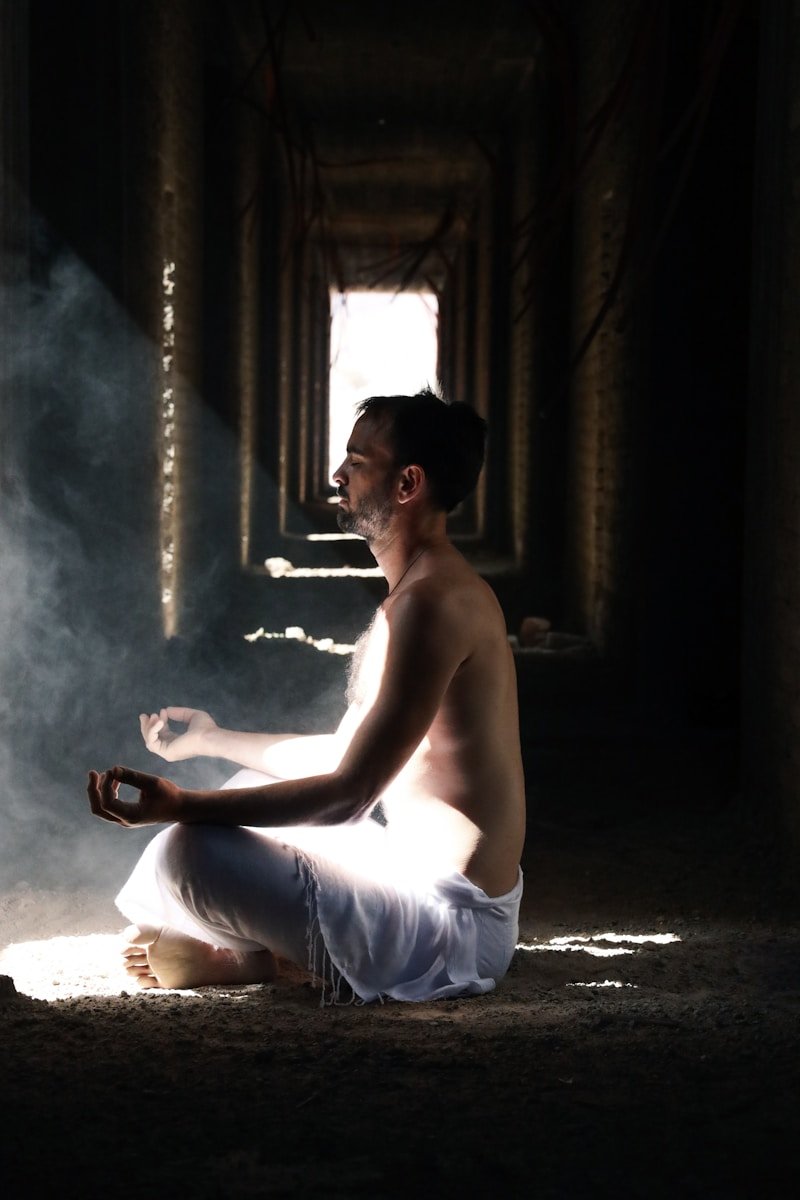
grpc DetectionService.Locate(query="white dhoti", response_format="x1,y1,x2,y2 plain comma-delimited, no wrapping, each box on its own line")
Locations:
116,769,523,1004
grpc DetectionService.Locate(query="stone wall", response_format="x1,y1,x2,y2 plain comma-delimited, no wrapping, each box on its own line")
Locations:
564,0,644,660
0,0,29,492
742,0,800,866
123,0,204,637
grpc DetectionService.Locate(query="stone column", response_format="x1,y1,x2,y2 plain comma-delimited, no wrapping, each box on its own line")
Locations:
741,0,800,868
123,0,203,637
564,0,645,660
0,0,29,494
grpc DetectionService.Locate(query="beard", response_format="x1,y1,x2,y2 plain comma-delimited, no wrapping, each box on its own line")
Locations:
336,489,393,542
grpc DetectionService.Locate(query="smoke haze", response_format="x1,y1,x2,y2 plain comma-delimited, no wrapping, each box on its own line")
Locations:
0,227,376,910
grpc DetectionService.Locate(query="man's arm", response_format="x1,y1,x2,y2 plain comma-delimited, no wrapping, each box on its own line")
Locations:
90,588,468,829
140,707,340,777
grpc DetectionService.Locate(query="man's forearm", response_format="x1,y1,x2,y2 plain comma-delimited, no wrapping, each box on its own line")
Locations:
200,729,341,778
199,728,302,772
177,771,364,828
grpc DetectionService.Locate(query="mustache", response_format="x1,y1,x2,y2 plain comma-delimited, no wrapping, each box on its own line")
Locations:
336,486,348,499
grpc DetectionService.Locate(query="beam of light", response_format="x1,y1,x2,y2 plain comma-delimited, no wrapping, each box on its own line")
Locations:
1,934,136,1000
263,555,382,580
552,932,681,946
243,625,355,655
0,935,269,1002
515,931,680,990
516,932,681,952
519,943,636,958
160,259,178,635
566,980,639,989
328,289,439,482
305,532,363,541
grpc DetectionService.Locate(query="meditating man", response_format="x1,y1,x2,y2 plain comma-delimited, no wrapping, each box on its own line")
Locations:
88,389,526,1002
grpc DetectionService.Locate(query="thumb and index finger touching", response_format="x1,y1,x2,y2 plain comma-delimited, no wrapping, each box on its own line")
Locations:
87,766,160,828
88,764,155,789
138,706,203,739
108,764,158,790
87,768,126,825
91,708,191,820
88,763,157,792
162,706,203,724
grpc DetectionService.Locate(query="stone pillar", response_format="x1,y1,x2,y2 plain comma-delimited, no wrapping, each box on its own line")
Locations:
506,71,570,624
123,0,203,637
235,106,266,570
508,116,536,574
742,0,800,868
0,0,29,493
564,0,645,660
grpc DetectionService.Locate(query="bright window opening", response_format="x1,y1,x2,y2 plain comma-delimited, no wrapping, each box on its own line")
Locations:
328,290,439,484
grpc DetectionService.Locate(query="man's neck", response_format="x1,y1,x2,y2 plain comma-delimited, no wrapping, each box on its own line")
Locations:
370,515,449,594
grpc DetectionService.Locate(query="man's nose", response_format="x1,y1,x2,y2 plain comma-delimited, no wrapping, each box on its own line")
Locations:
332,461,347,486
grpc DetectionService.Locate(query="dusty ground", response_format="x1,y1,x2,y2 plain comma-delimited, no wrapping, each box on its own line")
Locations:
1,795,799,1199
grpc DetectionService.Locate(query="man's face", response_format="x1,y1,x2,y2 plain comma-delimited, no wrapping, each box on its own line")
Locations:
332,415,398,542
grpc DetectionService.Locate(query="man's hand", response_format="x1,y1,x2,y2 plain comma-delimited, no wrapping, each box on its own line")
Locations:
87,767,183,827
140,707,218,762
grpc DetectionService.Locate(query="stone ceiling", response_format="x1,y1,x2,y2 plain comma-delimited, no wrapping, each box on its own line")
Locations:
218,0,542,288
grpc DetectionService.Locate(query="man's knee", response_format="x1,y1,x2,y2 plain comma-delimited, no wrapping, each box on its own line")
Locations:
156,824,283,891
150,824,308,960
156,823,227,889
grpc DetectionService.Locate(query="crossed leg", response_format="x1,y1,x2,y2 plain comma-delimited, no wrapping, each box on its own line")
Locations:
116,824,314,990
121,924,278,989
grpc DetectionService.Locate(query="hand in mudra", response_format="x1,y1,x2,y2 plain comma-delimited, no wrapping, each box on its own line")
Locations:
140,707,218,761
87,767,183,827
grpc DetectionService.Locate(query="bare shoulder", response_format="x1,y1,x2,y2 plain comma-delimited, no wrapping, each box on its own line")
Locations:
383,550,507,655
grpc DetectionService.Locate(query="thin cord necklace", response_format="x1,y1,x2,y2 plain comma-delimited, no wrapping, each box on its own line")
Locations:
385,547,429,599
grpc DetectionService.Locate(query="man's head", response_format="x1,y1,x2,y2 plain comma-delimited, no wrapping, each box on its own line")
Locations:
353,388,487,514
332,387,486,541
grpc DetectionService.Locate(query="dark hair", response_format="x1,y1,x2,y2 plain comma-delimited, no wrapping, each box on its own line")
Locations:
356,388,487,513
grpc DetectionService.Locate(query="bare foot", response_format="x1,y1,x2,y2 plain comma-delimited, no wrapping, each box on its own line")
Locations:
121,924,278,990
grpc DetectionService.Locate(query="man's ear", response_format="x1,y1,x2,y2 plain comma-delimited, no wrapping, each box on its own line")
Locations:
396,464,425,505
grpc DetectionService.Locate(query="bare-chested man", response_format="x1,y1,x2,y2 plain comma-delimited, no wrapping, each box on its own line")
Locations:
88,389,525,1001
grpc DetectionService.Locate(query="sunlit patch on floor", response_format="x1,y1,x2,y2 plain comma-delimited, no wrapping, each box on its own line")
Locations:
0,934,202,1001
566,980,639,989
0,935,284,1002
516,931,681,955
528,943,636,958
515,932,681,989
1,933,130,999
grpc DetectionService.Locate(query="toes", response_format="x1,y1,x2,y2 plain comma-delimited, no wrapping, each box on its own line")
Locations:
124,959,151,973
120,925,163,978
124,963,154,978
123,960,161,987
125,967,160,988
121,924,162,949
121,945,149,962
117,926,167,989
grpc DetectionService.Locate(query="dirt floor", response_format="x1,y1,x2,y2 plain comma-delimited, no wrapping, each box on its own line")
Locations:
1,796,799,1199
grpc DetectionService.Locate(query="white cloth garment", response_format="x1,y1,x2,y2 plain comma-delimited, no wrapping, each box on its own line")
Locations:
116,768,523,1003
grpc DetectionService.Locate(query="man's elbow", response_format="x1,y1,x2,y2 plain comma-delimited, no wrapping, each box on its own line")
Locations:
320,769,378,825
